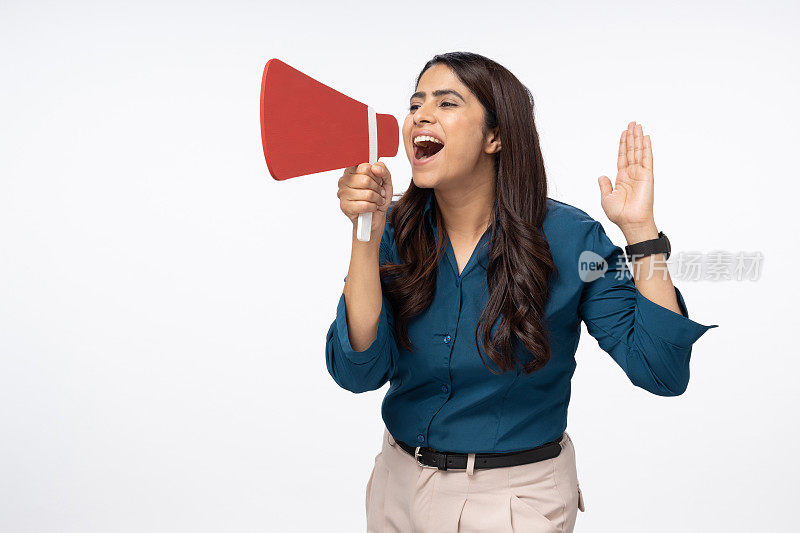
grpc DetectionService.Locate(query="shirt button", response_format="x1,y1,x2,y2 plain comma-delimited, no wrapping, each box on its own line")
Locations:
443,335,451,344
441,384,449,393
417,434,425,442
455,278,460,287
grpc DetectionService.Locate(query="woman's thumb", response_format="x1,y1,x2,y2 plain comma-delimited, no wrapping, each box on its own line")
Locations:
598,176,612,199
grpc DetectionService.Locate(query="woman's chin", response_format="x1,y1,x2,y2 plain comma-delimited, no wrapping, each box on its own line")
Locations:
411,173,439,188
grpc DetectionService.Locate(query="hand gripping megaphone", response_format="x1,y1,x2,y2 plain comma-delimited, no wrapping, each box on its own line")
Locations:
259,58,399,241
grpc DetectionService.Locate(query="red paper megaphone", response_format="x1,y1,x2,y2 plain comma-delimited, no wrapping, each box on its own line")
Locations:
260,58,399,241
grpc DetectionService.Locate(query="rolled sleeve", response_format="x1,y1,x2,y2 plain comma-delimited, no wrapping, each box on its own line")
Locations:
635,284,718,349
334,290,392,364
578,221,718,396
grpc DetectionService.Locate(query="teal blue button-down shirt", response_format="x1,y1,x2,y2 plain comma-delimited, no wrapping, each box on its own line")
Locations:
325,194,718,453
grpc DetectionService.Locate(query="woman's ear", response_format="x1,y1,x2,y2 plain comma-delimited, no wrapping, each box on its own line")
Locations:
484,127,501,154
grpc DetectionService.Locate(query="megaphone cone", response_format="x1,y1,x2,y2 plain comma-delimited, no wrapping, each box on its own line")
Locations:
260,58,399,181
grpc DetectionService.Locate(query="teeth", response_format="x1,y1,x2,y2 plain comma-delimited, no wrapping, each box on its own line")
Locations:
413,135,443,146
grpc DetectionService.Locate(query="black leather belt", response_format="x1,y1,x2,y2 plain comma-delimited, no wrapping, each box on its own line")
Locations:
395,436,563,471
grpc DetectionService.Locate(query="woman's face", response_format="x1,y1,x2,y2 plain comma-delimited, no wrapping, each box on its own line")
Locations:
402,64,500,190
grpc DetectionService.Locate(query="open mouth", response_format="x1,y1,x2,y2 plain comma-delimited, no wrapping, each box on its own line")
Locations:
413,138,445,163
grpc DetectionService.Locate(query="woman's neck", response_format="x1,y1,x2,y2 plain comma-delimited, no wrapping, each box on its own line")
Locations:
434,180,495,240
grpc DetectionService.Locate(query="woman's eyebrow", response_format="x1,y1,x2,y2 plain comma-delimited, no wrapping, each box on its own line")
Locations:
409,89,466,103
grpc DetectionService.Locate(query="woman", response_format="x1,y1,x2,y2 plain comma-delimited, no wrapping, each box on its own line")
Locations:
325,52,717,533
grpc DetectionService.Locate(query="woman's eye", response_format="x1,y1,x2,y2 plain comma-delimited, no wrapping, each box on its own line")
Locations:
408,101,456,112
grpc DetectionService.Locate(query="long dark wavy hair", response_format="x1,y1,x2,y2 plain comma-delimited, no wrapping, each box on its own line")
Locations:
380,52,557,375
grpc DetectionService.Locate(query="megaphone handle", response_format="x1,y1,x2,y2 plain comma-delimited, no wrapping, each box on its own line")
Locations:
356,211,372,243
356,106,379,242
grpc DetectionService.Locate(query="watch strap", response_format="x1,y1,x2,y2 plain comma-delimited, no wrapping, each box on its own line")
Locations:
624,231,670,262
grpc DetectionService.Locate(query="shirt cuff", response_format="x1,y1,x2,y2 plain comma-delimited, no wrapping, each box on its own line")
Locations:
335,292,391,364
635,286,719,348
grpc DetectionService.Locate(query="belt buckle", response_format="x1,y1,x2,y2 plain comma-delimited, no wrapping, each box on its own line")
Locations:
414,446,438,469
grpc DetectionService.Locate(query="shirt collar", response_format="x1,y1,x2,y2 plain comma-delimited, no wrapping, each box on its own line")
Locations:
422,191,493,274
422,190,435,230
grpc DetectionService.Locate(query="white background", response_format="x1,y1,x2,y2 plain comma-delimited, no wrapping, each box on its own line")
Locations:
1,1,797,531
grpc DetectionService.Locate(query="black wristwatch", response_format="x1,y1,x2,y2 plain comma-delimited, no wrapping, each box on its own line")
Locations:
624,231,671,262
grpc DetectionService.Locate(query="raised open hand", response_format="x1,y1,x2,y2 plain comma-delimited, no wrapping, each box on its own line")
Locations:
598,121,656,232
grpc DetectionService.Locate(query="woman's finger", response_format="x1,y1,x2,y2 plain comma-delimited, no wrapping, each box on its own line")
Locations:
341,199,382,217
358,162,383,187
642,134,653,171
343,174,382,193
343,171,382,194
617,129,627,171
340,186,385,208
373,161,391,191
626,123,636,167
598,175,613,200
634,123,643,166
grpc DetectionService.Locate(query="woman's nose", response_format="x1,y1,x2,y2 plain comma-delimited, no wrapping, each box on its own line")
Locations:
413,103,436,126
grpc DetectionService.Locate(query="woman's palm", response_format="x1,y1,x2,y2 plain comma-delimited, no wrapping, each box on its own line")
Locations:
599,122,655,228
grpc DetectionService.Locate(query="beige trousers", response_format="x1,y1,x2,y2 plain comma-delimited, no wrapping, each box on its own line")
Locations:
366,427,585,533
